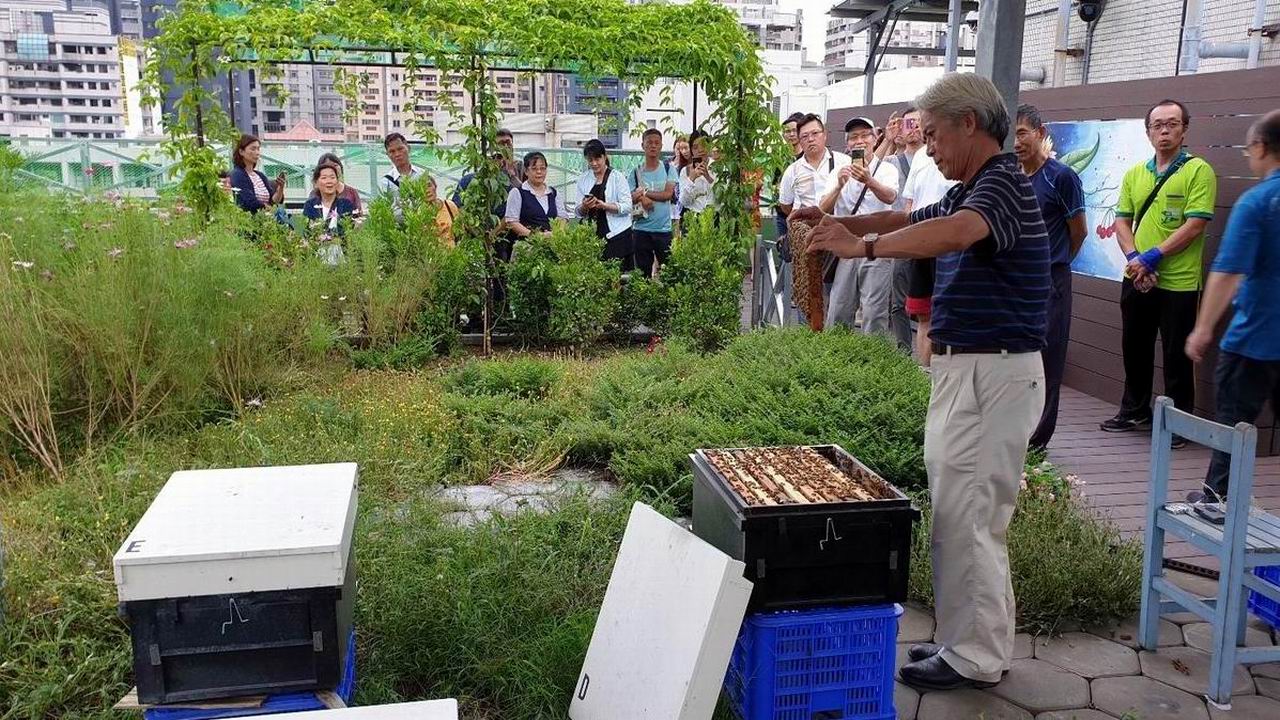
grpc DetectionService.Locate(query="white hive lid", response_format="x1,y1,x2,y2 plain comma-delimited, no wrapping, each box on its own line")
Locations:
113,463,358,602
255,700,458,719
569,502,752,720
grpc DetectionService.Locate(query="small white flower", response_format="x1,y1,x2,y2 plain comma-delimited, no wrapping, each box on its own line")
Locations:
107,247,124,259
11,260,34,270
320,295,330,300
338,296,347,302
245,397,263,408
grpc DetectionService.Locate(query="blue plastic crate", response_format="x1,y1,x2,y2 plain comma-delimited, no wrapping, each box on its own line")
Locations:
725,604,901,720
143,626,356,720
1249,565,1280,629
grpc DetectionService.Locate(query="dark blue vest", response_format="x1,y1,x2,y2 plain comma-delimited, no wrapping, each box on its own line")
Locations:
518,186,558,232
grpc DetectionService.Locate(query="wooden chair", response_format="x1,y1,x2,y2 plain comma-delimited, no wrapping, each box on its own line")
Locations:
1139,396,1280,708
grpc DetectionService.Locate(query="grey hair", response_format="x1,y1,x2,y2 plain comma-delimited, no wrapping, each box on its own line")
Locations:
914,73,1010,146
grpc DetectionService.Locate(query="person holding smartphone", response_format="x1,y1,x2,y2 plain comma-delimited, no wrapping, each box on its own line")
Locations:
575,139,635,270
819,117,900,334
229,133,286,215
677,131,717,225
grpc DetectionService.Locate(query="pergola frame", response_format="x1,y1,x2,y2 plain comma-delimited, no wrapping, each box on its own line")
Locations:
146,0,789,353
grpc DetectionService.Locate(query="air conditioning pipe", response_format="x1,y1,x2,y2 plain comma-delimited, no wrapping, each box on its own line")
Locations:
1021,67,1047,84
1180,0,1267,73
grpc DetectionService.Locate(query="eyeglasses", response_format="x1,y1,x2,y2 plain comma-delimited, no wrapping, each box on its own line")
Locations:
798,130,824,141
1148,120,1183,132
1242,139,1263,157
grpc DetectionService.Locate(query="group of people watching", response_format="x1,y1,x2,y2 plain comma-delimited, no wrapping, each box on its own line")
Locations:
778,71,1280,699
226,126,718,278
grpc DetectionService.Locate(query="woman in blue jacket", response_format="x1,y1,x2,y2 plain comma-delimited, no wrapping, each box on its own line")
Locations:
302,163,357,264
228,134,285,214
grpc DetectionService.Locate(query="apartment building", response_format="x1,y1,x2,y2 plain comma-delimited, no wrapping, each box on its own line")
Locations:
0,0,125,139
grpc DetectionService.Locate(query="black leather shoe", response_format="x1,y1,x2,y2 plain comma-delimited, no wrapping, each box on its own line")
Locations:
908,642,943,662
898,654,998,691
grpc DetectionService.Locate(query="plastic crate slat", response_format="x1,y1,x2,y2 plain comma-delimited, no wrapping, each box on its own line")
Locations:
725,605,900,720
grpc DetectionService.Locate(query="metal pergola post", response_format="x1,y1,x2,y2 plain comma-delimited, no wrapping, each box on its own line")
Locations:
944,0,963,72
975,0,1027,151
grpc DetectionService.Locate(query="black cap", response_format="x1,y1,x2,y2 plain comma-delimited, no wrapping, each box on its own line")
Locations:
844,116,875,133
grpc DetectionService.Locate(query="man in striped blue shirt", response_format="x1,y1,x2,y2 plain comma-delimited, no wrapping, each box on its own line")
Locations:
795,73,1050,693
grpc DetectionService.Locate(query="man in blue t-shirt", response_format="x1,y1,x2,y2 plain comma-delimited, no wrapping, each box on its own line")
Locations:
796,73,1050,693
629,128,679,278
1015,105,1087,451
1185,110,1280,505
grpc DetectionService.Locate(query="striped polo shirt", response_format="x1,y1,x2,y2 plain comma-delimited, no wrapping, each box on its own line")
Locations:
908,153,1051,352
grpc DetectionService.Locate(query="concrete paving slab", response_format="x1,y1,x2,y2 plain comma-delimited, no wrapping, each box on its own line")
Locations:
1014,633,1033,659
916,689,1032,720
1257,676,1280,700
1138,647,1255,697
1183,622,1275,652
1087,615,1183,649
899,604,936,643
1252,662,1280,680
1207,694,1280,720
896,681,920,720
1091,676,1209,720
1033,711,1113,720
987,659,1090,714
1033,632,1140,678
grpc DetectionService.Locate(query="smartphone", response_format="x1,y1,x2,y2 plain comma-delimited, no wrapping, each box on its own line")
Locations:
904,117,919,132
849,148,865,167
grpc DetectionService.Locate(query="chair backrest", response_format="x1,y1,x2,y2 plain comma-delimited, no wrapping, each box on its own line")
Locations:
1151,395,1258,505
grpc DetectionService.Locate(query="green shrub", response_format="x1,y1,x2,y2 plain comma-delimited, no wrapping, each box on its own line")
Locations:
613,275,670,335
0,192,334,471
572,329,931,502
443,357,564,400
355,492,634,716
909,468,1142,636
662,213,744,353
507,224,620,347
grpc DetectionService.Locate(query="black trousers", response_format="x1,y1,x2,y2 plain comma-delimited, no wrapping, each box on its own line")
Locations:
632,230,672,278
1030,266,1073,448
1118,279,1200,418
1204,352,1280,497
603,228,635,273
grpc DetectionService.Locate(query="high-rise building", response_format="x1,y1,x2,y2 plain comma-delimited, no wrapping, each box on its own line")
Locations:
107,0,141,38
0,0,126,139
339,67,556,144
720,0,803,52
825,18,974,71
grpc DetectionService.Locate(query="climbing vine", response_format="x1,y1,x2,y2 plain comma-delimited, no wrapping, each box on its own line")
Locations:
143,0,789,344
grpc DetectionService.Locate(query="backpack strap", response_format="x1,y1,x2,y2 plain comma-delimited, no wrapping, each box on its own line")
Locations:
383,173,400,188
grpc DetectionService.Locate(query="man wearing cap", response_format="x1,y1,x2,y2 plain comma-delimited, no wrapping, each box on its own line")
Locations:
821,117,900,334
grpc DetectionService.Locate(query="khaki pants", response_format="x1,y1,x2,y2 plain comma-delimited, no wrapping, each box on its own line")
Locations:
925,349,1044,682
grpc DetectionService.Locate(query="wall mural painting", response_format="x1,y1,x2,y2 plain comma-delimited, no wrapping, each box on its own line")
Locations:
1045,119,1151,283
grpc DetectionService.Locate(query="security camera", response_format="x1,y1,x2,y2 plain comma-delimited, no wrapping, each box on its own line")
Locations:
964,11,978,33
1078,0,1104,23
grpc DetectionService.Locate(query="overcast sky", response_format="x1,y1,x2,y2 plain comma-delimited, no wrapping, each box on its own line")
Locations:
780,0,834,64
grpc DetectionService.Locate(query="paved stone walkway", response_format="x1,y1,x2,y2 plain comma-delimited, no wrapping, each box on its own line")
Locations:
897,571,1280,720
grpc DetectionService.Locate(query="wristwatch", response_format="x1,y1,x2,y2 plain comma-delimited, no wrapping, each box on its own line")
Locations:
863,233,879,260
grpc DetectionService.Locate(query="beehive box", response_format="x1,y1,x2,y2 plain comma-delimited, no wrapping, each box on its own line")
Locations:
690,446,918,610
114,463,358,705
